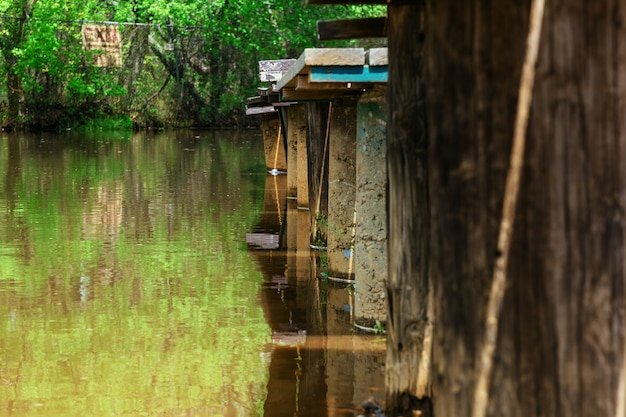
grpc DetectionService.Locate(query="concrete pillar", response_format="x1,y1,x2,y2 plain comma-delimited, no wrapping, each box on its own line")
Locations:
354,85,388,325
261,115,287,172
306,102,330,241
287,106,306,199
292,108,310,209
327,97,358,280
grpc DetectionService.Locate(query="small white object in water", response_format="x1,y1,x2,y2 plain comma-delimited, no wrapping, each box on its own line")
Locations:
269,169,279,176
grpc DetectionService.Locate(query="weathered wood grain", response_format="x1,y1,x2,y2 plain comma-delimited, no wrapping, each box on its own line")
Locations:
427,1,626,417
385,4,432,417
367,47,388,66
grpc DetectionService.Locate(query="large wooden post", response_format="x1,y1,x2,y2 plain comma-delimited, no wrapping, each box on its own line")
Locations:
385,3,432,417
427,1,626,416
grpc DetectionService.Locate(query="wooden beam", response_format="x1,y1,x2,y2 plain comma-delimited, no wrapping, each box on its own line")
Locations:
245,105,277,116
317,17,387,40
295,74,370,91
309,65,388,83
367,47,388,66
276,48,365,90
246,96,266,105
281,88,360,101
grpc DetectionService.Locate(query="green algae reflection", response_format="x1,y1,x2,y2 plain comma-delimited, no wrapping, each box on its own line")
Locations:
0,131,271,417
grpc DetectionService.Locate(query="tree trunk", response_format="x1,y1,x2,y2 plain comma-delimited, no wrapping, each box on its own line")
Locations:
427,1,626,416
0,0,34,130
121,25,150,110
385,3,432,417
148,34,207,118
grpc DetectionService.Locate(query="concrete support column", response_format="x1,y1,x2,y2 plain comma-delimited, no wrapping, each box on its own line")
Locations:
289,107,309,209
262,115,287,172
354,85,388,325
286,106,306,199
327,97,358,280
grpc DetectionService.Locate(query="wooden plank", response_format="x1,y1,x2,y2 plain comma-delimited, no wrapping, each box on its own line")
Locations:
367,47,388,66
247,96,267,105
309,65,388,83
317,17,386,40
245,105,277,116
276,48,365,90
272,101,298,107
295,74,370,91
281,88,358,101
259,59,296,82
299,47,365,66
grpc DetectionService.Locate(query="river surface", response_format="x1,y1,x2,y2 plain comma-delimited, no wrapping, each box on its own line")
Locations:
0,130,384,417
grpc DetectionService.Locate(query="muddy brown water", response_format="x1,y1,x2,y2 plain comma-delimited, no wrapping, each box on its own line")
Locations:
0,130,384,417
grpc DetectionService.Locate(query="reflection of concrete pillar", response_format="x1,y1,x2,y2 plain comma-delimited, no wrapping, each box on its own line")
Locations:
262,173,287,234
352,340,386,411
286,199,298,303
287,106,306,199
296,208,312,303
354,85,388,325
287,199,298,251
326,285,353,417
327,97,358,280
262,115,287,172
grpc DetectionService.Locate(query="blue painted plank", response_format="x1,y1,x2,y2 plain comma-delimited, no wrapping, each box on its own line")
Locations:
309,65,388,83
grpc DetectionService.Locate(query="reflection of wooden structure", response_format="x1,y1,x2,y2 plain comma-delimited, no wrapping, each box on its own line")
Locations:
247,155,385,417
247,48,389,308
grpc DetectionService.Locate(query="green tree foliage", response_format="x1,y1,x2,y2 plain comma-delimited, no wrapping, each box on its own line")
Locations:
0,0,384,129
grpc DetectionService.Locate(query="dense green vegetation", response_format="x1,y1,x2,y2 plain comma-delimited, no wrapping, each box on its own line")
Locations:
0,0,384,130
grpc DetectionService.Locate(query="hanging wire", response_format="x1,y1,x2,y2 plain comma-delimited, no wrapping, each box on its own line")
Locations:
0,13,201,31
0,14,157,26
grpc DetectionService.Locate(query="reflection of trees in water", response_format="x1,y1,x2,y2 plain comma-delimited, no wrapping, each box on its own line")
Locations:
0,131,272,417
122,130,265,242
0,130,267,304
